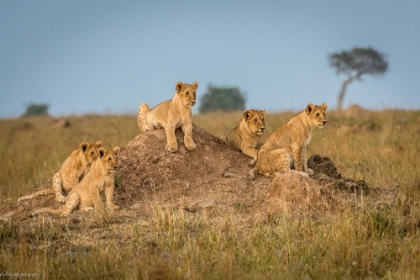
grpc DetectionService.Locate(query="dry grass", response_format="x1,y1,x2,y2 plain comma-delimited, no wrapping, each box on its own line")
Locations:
1,110,420,279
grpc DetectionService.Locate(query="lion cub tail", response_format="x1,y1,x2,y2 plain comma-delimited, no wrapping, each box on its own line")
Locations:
31,207,63,217
247,167,257,181
17,188,55,204
137,103,151,133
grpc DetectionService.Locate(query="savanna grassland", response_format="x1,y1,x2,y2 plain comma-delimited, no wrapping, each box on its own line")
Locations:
1,109,420,279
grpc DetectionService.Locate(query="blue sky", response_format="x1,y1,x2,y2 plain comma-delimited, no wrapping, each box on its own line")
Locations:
1,0,419,118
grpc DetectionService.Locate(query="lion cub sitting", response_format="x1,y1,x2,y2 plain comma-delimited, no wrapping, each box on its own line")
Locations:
226,109,266,160
17,140,102,204
248,103,327,180
137,81,198,153
31,147,120,218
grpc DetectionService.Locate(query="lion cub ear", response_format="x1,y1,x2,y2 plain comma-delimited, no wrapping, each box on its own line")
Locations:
94,140,103,148
191,82,198,91
243,110,253,120
176,82,185,93
321,103,328,110
80,142,90,152
306,103,315,114
98,147,107,158
260,109,266,116
112,146,120,154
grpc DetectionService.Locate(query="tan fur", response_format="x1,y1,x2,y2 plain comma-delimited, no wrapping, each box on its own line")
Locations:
31,147,120,218
248,103,327,179
226,109,266,160
137,81,198,152
17,141,103,204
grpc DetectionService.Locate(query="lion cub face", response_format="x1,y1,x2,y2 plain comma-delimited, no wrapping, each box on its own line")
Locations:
306,103,328,128
81,140,103,165
98,147,119,173
176,81,198,108
245,109,266,135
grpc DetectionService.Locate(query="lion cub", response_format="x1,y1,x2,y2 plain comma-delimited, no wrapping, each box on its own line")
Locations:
17,140,102,204
226,109,266,160
248,103,327,179
32,147,120,218
137,81,198,153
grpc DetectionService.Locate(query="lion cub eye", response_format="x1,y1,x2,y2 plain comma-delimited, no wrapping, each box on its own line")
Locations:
186,92,189,96
316,113,320,117
254,118,258,122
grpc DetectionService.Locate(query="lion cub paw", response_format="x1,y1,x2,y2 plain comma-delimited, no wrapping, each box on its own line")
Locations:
247,169,256,181
166,142,178,153
56,195,67,203
108,205,119,212
305,168,315,176
185,140,196,151
290,170,309,177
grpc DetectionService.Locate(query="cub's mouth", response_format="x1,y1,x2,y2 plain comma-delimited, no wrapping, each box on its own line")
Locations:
318,121,327,127
109,167,117,172
185,101,196,107
255,128,265,135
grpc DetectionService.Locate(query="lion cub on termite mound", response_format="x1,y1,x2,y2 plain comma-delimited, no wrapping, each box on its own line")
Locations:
248,103,327,180
137,81,198,153
17,140,103,204
31,147,120,218
226,109,266,160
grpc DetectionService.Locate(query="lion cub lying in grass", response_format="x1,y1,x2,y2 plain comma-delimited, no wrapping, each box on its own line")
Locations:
31,146,120,218
248,103,327,179
17,140,103,204
137,81,198,153
226,109,266,161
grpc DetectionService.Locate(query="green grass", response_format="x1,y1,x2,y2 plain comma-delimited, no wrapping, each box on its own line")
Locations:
1,110,420,279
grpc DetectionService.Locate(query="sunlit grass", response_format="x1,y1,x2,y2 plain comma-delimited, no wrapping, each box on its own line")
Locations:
1,109,420,279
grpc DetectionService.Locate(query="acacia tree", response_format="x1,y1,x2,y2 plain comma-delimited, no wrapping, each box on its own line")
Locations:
329,47,388,111
199,85,246,113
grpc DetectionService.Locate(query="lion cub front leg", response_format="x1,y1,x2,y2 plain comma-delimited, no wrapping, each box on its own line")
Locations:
164,121,178,152
182,122,196,151
241,145,258,160
302,146,314,175
90,186,107,216
291,144,312,176
105,183,119,211
291,144,304,173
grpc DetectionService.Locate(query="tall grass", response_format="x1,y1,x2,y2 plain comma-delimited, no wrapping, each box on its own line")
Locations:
1,110,420,279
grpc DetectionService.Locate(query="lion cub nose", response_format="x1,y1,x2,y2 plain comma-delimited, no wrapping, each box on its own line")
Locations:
191,101,196,105
323,120,327,125
261,127,265,132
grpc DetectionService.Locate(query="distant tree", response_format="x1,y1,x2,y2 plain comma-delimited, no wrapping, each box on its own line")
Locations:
329,47,388,111
199,85,246,113
22,103,50,117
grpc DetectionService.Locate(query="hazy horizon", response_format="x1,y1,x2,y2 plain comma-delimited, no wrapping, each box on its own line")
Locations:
1,1,419,118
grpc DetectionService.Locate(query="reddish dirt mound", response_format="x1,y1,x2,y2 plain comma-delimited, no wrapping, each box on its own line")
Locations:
1,125,388,225
117,124,254,192
114,124,272,214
